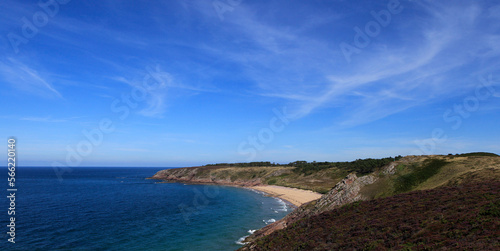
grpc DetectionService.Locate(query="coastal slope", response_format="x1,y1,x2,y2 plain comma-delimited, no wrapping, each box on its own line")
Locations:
242,154,500,246
150,153,500,249
243,180,500,250
250,185,322,207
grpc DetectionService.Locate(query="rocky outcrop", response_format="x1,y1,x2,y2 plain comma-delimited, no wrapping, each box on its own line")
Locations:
152,166,382,247
382,162,396,175
150,166,264,186
242,180,500,250
242,172,378,247
314,173,377,212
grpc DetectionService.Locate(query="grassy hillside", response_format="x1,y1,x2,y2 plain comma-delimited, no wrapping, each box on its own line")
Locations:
152,153,500,248
238,154,500,247
152,154,500,195
246,180,500,250
360,154,500,199
153,156,403,193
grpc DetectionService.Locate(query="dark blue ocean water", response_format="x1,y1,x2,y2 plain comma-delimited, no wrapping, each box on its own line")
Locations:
0,167,290,250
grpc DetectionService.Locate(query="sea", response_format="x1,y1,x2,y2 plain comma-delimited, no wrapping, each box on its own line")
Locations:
0,167,290,251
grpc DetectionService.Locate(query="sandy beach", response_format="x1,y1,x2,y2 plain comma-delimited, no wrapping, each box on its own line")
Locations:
250,185,323,207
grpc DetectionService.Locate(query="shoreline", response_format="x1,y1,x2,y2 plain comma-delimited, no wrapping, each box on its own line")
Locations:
245,185,322,207
152,178,322,208
244,187,298,209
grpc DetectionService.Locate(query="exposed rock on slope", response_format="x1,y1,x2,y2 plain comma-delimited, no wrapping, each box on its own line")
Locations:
242,155,500,247
151,156,404,193
149,154,500,249
244,180,500,250
151,166,265,186
315,173,377,211
244,172,378,244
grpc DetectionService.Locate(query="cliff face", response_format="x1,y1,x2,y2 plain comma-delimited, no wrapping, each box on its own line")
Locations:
243,172,379,245
151,166,282,186
243,180,500,250
150,155,500,249
241,155,500,249
151,164,384,244
151,166,265,186
314,173,377,211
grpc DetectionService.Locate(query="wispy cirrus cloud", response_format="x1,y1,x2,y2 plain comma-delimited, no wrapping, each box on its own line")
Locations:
110,65,218,118
190,0,499,128
19,116,85,123
294,2,482,122
0,58,62,98
20,117,67,123
1,0,497,166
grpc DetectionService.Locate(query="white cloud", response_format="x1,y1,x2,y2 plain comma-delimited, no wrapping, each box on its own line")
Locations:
110,64,217,118
138,92,167,118
0,58,62,98
220,0,499,128
187,1,469,127
20,117,67,123
19,116,85,123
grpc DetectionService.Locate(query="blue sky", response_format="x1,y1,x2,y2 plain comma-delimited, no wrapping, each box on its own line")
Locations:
1,0,499,167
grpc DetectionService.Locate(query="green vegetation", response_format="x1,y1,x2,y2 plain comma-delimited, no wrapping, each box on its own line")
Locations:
247,181,500,250
394,159,449,193
156,153,500,206
315,188,331,194
267,178,277,185
200,156,403,192
291,156,402,175
454,152,499,157
480,194,500,217
396,164,405,171
205,161,281,167
205,156,403,176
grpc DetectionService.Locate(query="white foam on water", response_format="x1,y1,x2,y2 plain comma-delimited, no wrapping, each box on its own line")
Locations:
247,188,266,196
272,198,288,212
235,235,249,245
236,229,257,245
263,218,276,224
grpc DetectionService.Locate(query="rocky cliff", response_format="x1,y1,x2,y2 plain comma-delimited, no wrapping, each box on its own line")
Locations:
149,154,500,249
150,165,301,187
242,172,379,246
150,166,265,186
243,180,500,250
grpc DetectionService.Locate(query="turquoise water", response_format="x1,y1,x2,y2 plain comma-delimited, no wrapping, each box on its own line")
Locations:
0,167,290,250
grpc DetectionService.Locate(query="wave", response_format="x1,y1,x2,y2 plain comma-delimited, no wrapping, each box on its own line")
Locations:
272,198,288,212
236,229,257,245
263,218,276,224
235,235,249,245
247,188,267,196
